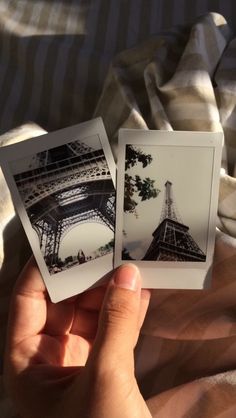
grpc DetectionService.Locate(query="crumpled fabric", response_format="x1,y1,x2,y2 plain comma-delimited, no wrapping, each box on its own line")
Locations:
94,12,236,417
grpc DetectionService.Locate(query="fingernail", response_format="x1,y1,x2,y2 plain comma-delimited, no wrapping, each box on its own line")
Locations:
114,264,139,291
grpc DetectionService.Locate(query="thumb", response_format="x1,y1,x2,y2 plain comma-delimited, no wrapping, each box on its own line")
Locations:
91,264,142,367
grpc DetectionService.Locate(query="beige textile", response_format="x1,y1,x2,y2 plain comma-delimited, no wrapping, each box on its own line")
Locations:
0,7,236,418
95,12,236,417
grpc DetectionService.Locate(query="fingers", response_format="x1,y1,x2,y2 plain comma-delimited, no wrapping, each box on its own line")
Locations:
89,264,150,370
136,289,151,344
70,308,99,340
7,257,47,346
75,286,107,312
13,256,46,296
45,286,107,337
66,287,107,339
44,301,75,336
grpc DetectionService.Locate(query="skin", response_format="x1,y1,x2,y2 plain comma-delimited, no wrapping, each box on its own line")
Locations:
4,258,152,418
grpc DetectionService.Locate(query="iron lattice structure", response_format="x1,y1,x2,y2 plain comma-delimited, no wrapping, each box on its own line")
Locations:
14,142,115,267
143,181,206,261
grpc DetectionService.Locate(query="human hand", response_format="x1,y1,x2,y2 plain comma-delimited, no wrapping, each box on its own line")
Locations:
4,258,152,418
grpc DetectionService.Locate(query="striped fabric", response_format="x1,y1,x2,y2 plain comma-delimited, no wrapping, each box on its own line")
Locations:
94,12,236,232
0,0,236,135
0,2,236,418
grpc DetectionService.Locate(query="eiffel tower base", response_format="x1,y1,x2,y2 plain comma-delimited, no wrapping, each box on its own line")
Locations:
143,218,206,262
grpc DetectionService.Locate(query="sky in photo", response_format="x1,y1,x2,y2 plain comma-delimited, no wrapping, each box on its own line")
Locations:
11,133,115,263
58,222,113,260
123,145,214,260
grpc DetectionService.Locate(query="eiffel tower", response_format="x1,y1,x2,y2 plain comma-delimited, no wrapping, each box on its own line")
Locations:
14,140,115,271
143,181,206,261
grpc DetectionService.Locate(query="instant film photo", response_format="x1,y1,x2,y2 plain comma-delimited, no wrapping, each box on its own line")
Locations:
115,129,223,289
0,118,116,302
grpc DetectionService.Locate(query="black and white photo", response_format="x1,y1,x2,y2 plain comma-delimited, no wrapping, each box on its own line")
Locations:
115,129,223,290
0,118,116,302
12,137,115,275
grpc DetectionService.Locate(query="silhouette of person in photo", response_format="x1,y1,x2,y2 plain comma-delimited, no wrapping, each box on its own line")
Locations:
77,249,86,264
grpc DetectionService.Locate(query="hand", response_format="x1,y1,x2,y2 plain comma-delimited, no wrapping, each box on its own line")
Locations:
4,258,152,418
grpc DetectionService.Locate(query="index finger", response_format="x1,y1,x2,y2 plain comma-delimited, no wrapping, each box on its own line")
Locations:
7,256,48,346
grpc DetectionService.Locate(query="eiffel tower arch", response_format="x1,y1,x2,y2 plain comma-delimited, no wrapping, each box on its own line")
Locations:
143,181,206,262
14,140,115,271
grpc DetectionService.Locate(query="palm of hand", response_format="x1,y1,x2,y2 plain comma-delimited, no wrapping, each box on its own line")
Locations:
31,286,105,369
13,289,106,371
5,261,107,416
6,260,152,418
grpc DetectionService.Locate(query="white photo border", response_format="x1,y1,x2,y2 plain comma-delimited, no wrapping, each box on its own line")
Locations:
114,129,223,290
0,118,116,302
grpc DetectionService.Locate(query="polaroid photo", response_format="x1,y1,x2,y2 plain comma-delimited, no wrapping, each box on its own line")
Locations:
0,118,116,302
115,129,223,289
